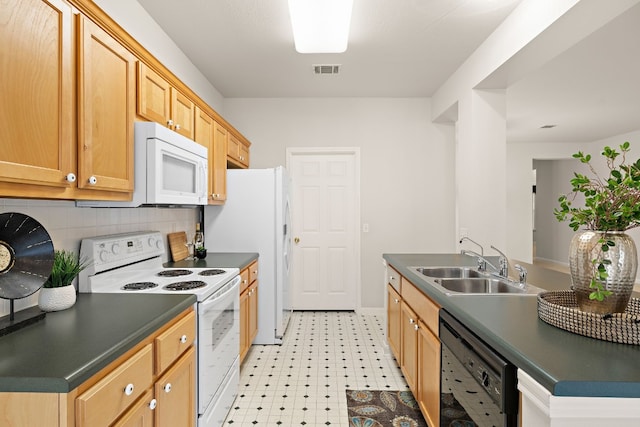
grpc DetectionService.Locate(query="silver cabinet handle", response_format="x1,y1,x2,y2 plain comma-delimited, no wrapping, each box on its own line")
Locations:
124,383,134,396
65,173,76,182
175,123,181,130
414,324,419,331
164,383,172,393
149,399,157,410
88,176,97,185
167,119,173,126
409,318,415,324
180,334,187,344
394,298,399,304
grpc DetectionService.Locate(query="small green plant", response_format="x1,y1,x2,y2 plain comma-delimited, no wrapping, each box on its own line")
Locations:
44,250,91,288
554,142,640,301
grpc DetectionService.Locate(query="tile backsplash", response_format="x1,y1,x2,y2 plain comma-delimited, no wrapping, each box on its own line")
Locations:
0,198,198,316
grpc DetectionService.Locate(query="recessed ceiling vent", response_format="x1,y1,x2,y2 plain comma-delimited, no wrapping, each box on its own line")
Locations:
540,124,557,129
314,64,341,75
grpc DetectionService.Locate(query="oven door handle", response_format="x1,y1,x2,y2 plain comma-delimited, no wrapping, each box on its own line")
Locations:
200,275,241,307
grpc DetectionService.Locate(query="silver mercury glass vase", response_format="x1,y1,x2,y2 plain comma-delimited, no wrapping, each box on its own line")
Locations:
569,230,638,314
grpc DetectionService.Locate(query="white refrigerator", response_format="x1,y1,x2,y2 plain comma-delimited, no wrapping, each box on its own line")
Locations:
204,166,292,345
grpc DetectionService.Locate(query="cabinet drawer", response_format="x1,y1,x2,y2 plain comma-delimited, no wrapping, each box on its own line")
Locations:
76,344,153,427
155,310,196,374
240,268,250,293
248,260,259,284
387,266,401,292
401,277,440,336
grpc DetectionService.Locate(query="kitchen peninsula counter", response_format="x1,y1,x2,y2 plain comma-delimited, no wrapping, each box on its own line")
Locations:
0,293,195,393
383,253,640,398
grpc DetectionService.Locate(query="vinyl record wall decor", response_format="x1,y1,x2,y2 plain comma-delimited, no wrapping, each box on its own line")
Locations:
0,212,54,333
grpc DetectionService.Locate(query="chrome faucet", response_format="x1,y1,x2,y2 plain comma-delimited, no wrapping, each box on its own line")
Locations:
459,236,484,256
460,249,499,273
490,245,509,278
514,264,528,285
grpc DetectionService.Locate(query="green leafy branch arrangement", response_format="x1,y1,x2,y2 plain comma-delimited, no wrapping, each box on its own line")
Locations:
44,250,91,288
554,142,640,301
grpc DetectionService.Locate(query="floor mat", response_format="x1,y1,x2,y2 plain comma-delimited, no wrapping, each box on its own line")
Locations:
346,389,428,426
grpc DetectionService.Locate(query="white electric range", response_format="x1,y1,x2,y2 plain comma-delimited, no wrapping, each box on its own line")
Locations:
78,231,240,427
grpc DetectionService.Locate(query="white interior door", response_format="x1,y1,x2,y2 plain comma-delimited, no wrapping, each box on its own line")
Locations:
287,148,360,310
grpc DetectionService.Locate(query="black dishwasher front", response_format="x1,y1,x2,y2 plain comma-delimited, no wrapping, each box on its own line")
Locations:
440,310,518,427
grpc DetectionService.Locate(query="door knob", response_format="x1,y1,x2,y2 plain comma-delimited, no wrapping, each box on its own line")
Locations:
294,237,300,244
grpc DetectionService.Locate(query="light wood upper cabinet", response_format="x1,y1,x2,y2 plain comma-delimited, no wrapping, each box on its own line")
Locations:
0,0,74,188
194,106,214,149
137,62,170,126
137,62,195,139
227,133,249,168
77,15,136,192
170,88,195,139
210,121,228,204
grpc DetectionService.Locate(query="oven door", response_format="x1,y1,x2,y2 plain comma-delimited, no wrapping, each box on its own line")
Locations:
197,275,240,415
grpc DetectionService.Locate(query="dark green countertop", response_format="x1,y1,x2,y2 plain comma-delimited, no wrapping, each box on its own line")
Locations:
164,252,258,270
383,253,640,398
0,293,196,393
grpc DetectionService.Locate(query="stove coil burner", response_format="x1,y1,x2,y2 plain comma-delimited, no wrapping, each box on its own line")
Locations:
157,269,192,277
198,269,227,276
122,282,158,291
164,280,207,291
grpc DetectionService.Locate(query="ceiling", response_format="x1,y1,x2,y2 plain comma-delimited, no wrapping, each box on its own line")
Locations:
137,0,640,144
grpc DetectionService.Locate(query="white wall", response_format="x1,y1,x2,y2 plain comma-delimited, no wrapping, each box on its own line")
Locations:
223,98,456,309
93,0,225,112
532,130,640,268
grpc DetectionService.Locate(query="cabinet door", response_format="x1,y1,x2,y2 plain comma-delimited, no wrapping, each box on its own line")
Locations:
417,320,440,427
112,389,154,427
248,283,259,344
239,143,250,168
155,346,196,427
77,15,136,192
76,344,153,427
400,301,418,394
387,284,401,362
170,88,195,139
194,106,213,149
137,62,170,125
0,0,74,188
240,287,249,362
210,121,228,203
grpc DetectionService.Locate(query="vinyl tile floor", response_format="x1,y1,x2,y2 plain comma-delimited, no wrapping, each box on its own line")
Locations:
223,310,410,426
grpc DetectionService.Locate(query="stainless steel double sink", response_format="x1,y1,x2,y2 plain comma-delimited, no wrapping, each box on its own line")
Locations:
409,266,544,296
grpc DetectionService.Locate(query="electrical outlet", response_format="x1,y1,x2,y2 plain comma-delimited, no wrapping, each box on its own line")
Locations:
362,223,370,233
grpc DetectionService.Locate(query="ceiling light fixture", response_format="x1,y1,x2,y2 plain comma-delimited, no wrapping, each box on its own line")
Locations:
287,0,354,54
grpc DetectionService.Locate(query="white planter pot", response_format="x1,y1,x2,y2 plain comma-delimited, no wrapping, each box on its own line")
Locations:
38,285,76,312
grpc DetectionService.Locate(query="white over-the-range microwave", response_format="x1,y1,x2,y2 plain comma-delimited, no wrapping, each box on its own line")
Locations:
78,122,208,207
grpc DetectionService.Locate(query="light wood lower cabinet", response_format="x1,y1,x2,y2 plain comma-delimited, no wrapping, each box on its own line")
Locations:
387,284,401,362
417,319,440,427
154,346,196,427
387,267,441,427
240,260,259,363
0,308,196,427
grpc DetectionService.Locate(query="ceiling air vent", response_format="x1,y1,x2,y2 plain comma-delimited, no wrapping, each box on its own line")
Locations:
314,64,340,75
540,124,557,129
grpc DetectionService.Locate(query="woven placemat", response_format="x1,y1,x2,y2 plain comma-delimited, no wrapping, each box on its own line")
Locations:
537,290,640,345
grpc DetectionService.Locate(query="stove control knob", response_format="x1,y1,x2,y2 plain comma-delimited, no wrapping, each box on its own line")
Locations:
111,243,121,254
99,250,109,262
